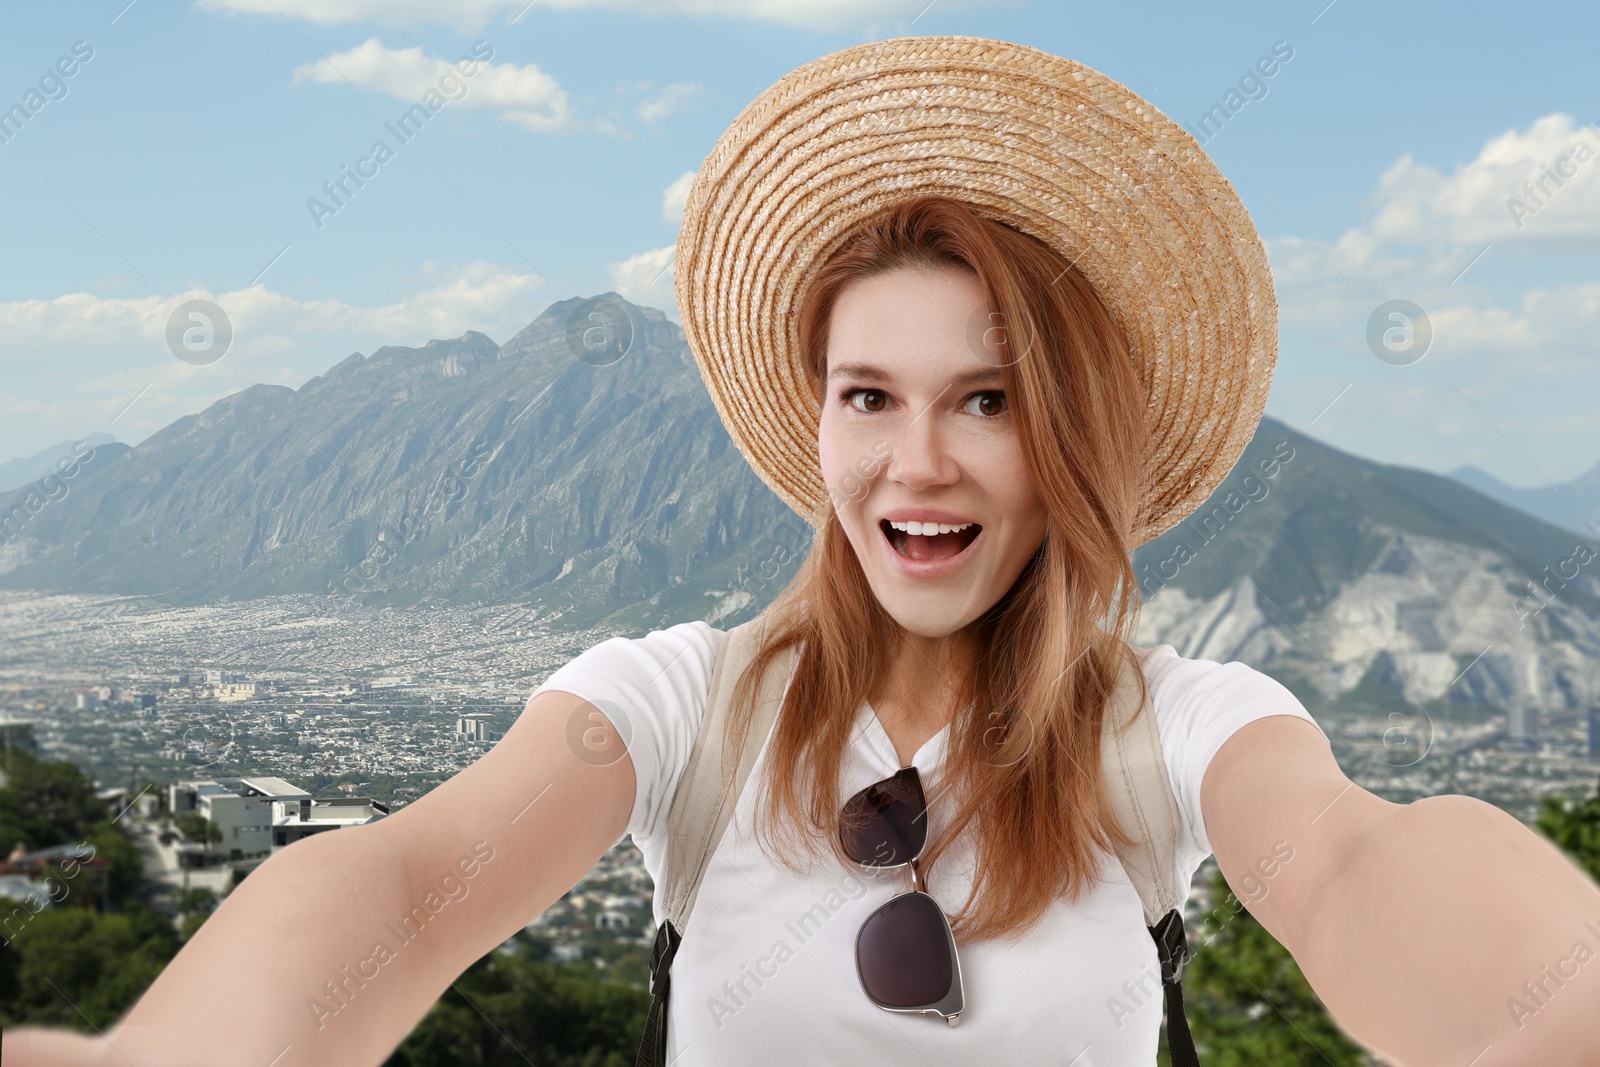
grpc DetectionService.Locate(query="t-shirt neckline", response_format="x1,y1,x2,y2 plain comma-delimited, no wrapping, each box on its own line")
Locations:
858,700,965,770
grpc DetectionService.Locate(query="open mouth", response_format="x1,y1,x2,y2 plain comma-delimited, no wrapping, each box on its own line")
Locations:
880,519,982,562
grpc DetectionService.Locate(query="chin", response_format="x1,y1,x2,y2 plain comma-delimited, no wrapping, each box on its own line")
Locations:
867,578,988,638
888,615,972,640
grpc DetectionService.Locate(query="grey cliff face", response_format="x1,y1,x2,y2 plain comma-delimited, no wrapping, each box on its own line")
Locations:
0,294,810,632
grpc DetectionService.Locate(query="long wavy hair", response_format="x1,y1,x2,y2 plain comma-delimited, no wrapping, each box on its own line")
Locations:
717,194,1152,945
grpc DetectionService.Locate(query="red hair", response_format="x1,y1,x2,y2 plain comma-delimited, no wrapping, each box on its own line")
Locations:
719,194,1151,945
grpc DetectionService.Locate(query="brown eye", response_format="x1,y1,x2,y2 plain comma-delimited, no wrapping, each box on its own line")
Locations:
843,388,887,413
964,391,1007,417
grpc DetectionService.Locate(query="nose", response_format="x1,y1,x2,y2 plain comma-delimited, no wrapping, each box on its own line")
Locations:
883,399,959,491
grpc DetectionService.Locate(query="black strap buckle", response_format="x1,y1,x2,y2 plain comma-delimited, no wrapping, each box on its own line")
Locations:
648,919,682,996
1149,908,1189,985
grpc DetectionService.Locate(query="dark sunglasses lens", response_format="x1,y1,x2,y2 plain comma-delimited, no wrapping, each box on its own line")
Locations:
856,893,956,1009
840,768,926,867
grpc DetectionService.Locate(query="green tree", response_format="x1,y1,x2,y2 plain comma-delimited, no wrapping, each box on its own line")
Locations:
176,886,220,941
384,943,649,1067
1535,782,1600,883
86,825,144,904
0,749,179,1032
0,748,143,906
0,748,110,856
0,900,177,1029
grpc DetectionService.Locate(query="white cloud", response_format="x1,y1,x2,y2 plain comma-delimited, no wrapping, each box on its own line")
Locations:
196,0,517,31
198,0,985,32
663,171,695,223
1269,112,1600,292
1267,251,1599,368
1366,114,1600,248
1248,111,1600,387
638,82,702,125
608,246,676,317
0,261,547,463
0,261,545,353
602,173,697,319
291,38,574,133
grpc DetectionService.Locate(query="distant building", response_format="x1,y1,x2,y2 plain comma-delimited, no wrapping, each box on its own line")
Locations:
138,694,157,710
455,713,501,745
168,777,313,855
96,786,129,819
1588,706,1600,761
0,843,111,915
129,791,160,819
73,691,100,711
1509,703,1539,743
166,777,387,855
213,682,257,702
0,875,54,914
270,796,389,850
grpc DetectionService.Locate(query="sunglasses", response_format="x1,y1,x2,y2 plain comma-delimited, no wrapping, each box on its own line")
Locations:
839,764,965,1026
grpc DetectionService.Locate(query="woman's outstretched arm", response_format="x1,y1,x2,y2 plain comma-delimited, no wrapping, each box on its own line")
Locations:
1203,714,1600,1067
1,687,636,1067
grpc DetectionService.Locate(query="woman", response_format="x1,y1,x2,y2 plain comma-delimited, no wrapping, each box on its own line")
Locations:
9,35,1600,1067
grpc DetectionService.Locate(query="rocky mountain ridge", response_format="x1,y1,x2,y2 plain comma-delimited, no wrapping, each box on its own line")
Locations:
1,292,1596,724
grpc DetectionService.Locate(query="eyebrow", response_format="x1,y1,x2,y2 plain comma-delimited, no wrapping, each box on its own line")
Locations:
825,361,1005,389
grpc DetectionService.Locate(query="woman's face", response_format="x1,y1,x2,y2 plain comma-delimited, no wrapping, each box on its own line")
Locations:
817,264,1049,640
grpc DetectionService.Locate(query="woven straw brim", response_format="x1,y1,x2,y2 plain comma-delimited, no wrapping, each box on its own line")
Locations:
674,35,1278,548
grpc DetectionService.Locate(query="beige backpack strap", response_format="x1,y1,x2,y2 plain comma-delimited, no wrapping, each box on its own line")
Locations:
640,613,793,1065
633,614,796,1062
1099,644,1185,927
1100,645,1204,1065
661,610,796,934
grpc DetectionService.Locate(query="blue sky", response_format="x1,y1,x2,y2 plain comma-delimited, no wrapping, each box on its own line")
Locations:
3,0,1598,492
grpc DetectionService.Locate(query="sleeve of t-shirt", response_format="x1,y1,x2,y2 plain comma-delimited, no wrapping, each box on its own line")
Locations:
1136,643,1331,866
530,620,727,848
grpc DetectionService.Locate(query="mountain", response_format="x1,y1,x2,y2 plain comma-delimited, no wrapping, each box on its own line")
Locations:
1447,463,1600,540
1132,429,1600,719
0,294,808,631
1,291,1597,721
0,440,132,576
0,433,120,493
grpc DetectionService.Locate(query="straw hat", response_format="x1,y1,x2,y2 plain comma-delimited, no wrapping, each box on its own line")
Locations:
673,35,1278,548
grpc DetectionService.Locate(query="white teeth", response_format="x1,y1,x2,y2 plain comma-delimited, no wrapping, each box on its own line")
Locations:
887,520,974,536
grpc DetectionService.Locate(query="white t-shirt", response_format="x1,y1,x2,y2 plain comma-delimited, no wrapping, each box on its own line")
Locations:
534,620,1328,1066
